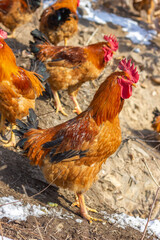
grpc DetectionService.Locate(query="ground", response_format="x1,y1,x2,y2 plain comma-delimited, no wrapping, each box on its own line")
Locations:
0,1,160,239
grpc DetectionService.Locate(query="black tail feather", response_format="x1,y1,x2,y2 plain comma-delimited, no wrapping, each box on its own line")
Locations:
24,0,41,11
13,109,39,148
42,82,53,100
27,109,38,128
30,29,49,55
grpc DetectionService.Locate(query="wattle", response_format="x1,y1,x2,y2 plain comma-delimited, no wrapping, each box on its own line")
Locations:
118,78,132,99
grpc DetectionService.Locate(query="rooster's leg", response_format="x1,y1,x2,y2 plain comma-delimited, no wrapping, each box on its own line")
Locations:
52,90,68,116
2,124,16,147
0,114,10,140
0,114,6,137
91,80,97,88
7,30,16,39
70,93,82,115
64,37,68,46
76,193,104,223
72,194,97,213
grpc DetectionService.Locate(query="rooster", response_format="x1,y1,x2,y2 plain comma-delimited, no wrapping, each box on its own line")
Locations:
30,29,119,115
0,29,44,147
133,0,155,23
15,58,139,222
0,0,41,38
39,0,79,46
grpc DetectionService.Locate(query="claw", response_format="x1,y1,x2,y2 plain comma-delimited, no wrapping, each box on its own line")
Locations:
7,31,16,39
2,124,16,147
86,216,105,224
56,105,68,116
70,95,82,115
72,199,97,213
52,90,68,116
75,193,105,223
73,106,82,115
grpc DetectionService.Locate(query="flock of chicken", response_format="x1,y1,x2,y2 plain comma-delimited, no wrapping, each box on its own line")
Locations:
0,0,159,223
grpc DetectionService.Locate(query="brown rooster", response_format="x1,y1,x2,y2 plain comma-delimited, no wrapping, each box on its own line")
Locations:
30,29,119,115
0,0,41,38
39,0,79,45
15,58,139,222
0,29,44,147
133,0,155,23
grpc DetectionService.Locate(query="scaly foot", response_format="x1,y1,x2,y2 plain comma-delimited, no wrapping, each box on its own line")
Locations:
2,124,16,147
71,201,97,213
73,106,82,115
52,90,68,116
70,95,82,115
82,213,105,224
75,193,105,223
64,37,68,46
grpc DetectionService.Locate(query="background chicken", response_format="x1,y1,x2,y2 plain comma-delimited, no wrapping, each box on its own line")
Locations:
133,0,156,23
0,0,41,38
152,108,160,139
0,29,44,146
39,0,79,45
15,58,139,222
30,29,119,115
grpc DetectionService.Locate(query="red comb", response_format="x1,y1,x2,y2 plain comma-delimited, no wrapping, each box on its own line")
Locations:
0,29,7,39
77,0,80,7
118,58,139,83
104,34,118,51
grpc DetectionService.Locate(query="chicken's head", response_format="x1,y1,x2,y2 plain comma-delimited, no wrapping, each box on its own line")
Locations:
117,58,139,99
0,29,7,48
103,34,118,62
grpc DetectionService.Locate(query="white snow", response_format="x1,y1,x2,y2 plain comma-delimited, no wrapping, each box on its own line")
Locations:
43,0,56,9
101,211,160,239
79,0,157,45
1,196,160,238
0,196,49,221
0,196,74,221
0,237,13,240
43,0,157,45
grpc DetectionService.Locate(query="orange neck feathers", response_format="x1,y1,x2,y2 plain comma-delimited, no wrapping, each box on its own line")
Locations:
89,72,125,126
54,0,79,12
0,39,18,80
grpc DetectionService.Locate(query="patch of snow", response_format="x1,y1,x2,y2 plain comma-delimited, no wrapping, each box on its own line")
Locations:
79,0,156,45
101,211,160,239
76,219,83,223
43,0,56,9
0,196,74,221
0,237,13,240
1,196,160,238
0,196,48,221
133,48,140,53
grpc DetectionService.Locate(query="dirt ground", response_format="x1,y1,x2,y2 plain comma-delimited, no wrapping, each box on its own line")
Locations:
0,1,160,239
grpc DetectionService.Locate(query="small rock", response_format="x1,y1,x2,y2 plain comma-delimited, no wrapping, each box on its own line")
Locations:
140,83,147,88
151,76,160,84
152,91,157,96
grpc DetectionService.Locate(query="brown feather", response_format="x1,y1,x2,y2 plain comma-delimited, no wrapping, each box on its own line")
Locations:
0,38,44,124
19,70,128,193
39,0,78,45
0,0,40,32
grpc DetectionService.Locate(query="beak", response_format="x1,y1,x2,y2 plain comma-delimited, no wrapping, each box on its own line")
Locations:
132,83,137,88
